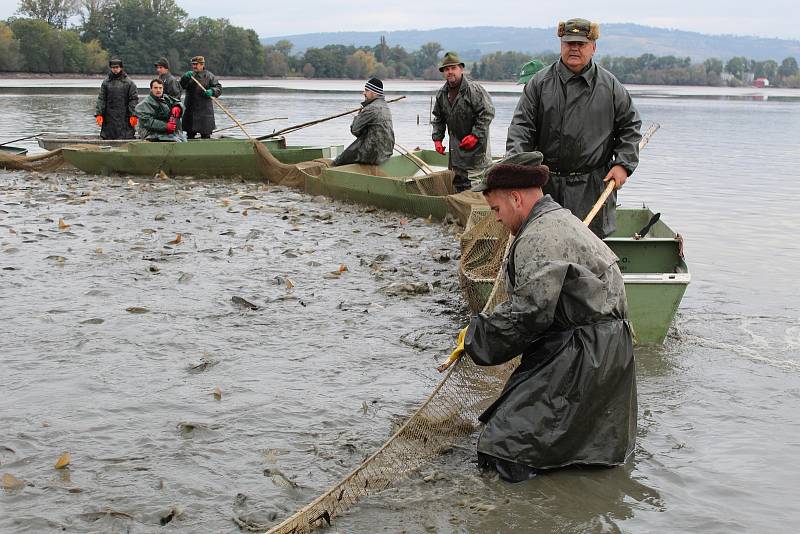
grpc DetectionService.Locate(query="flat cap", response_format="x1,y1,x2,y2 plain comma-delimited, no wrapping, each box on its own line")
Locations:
190,55,205,64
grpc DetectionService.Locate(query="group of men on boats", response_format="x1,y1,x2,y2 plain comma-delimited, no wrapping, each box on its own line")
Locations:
94,55,221,143
95,17,642,483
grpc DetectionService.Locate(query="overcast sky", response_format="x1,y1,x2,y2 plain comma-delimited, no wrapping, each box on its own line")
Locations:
2,0,798,40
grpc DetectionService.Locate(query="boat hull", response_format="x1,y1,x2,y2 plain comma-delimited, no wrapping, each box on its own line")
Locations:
0,145,29,156
461,207,689,345
62,138,341,178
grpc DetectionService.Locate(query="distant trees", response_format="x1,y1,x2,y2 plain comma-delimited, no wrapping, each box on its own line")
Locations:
1,0,799,87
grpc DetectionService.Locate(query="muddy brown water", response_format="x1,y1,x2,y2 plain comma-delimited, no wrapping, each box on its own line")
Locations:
2,83,800,533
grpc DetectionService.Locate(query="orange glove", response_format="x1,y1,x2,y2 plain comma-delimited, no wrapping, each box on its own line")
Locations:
129,116,138,127
459,134,478,150
434,140,445,155
95,115,103,127
166,117,177,134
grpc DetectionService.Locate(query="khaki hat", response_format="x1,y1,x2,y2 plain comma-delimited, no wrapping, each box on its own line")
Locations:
472,152,548,193
439,51,465,72
154,57,170,69
190,55,205,64
557,18,600,43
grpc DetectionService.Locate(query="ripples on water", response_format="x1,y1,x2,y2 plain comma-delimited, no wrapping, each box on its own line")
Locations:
1,83,799,532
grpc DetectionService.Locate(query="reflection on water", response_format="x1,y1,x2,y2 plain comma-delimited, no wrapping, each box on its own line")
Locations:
2,82,800,532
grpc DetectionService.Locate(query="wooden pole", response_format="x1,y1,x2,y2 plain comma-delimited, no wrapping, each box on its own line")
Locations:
394,143,435,174
256,96,406,140
213,117,287,134
0,133,41,147
583,123,661,227
189,75,254,139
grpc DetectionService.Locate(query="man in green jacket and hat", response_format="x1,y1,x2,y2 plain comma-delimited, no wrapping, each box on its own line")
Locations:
438,153,637,482
506,18,642,238
135,78,186,142
180,56,222,139
431,52,495,192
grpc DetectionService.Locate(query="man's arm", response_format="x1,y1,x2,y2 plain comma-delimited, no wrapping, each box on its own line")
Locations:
469,84,495,144
207,73,222,98
349,105,375,137
430,92,446,142
611,81,642,177
95,81,107,116
505,82,539,155
127,80,139,117
466,254,568,366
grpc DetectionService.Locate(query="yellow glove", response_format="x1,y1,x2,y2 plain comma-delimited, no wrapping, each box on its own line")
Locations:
437,327,467,373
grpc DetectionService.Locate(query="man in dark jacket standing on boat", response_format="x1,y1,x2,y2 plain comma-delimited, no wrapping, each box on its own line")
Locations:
180,56,222,139
506,18,642,237
95,58,138,140
154,57,182,99
135,79,186,142
333,78,395,166
432,52,495,192
438,152,637,482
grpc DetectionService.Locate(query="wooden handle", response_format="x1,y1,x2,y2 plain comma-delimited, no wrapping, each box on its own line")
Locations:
582,122,661,227
189,75,253,140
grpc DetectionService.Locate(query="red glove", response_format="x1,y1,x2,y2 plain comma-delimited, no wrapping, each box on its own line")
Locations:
459,134,478,150
166,117,177,134
434,140,445,155
170,106,182,118
129,116,138,127
95,115,103,127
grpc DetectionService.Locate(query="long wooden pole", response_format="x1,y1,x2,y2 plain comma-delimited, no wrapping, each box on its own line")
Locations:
583,123,660,226
394,143,435,174
256,96,406,140
0,133,41,147
213,116,287,134
189,75,254,139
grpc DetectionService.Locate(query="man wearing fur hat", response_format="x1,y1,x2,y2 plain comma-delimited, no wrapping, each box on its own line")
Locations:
180,56,222,139
506,18,642,238
333,78,395,166
431,52,495,192
94,59,138,140
438,153,636,482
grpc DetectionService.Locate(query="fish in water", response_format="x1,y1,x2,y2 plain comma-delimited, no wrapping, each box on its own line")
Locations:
231,296,258,310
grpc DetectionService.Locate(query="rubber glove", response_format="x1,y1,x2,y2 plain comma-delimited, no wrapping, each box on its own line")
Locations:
203,89,214,98
437,327,468,373
129,116,138,127
459,134,478,150
166,117,177,134
95,115,103,127
170,106,182,118
183,71,194,78
434,139,445,155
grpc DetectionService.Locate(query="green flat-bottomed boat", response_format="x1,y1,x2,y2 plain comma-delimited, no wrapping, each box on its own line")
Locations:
62,137,342,178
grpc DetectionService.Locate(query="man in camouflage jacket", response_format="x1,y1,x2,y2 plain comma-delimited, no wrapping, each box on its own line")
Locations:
333,78,395,166
432,52,495,192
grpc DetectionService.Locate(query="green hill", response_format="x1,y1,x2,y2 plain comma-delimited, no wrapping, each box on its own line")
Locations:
263,23,800,62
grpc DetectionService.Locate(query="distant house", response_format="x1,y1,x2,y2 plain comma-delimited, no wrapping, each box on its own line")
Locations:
753,77,770,88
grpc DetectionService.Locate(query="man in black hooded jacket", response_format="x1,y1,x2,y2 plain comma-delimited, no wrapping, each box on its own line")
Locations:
95,59,138,140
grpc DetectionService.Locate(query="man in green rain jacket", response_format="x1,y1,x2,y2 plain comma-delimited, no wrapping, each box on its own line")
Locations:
439,152,637,482
432,52,495,192
135,79,186,142
506,19,641,237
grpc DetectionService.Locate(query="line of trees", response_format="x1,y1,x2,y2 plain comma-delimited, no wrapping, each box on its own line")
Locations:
2,0,800,88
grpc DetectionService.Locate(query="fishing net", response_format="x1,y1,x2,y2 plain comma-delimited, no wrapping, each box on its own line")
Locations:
253,141,331,188
410,169,455,196
264,206,516,534
0,148,66,172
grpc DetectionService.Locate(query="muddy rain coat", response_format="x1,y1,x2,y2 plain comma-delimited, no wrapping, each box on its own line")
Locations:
506,61,641,237
465,195,637,471
95,72,138,140
135,94,185,141
431,76,495,173
333,96,395,166
180,70,222,135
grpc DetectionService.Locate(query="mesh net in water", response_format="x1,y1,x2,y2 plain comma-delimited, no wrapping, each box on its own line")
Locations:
265,206,517,534
0,148,66,172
